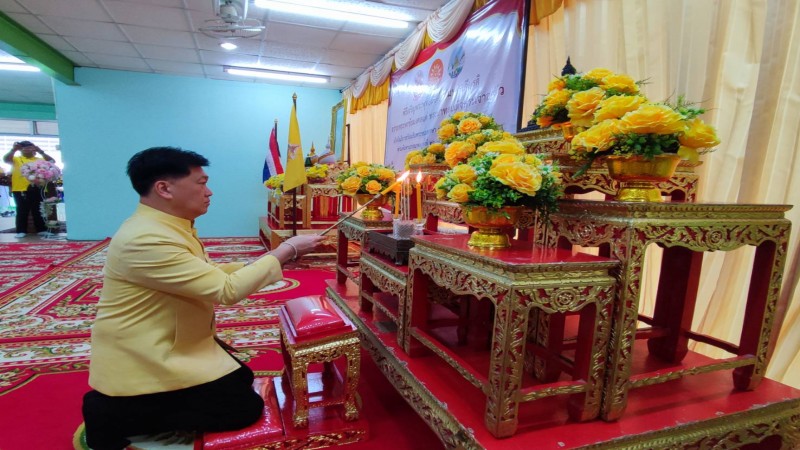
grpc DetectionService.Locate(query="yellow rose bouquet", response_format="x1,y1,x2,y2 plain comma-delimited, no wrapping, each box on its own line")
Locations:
570,95,720,166
263,173,285,191
531,67,641,128
437,111,503,144
336,162,397,196
404,142,446,169
435,150,562,214
305,163,329,182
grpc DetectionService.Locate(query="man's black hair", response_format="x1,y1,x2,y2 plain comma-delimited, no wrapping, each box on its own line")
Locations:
17,141,34,147
126,146,209,196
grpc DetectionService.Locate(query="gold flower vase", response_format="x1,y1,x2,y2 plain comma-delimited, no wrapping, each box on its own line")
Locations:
462,206,522,249
605,154,682,202
354,193,387,220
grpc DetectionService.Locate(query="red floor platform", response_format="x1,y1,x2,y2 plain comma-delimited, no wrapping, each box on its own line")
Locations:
325,279,800,449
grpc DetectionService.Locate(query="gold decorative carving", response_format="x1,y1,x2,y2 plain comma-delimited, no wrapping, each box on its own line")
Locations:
423,199,464,224
547,200,792,421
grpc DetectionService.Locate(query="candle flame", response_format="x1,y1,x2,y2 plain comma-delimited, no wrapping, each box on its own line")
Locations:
398,170,411,182
416,170,422,183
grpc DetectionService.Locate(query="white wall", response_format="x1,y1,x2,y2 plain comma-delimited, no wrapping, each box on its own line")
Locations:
54,68,340,240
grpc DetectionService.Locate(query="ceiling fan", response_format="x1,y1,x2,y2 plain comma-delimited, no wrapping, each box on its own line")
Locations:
199,0,265,39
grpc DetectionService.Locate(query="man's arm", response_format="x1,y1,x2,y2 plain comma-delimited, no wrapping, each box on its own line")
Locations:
36,147,55,162
2,143,18,164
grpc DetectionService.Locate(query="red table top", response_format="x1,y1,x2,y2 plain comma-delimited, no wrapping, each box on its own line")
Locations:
411,234,616,269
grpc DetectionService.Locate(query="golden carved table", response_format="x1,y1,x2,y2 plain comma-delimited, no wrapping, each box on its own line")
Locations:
405,234,617,437
336,209,392,285
547,200,792,421
307,183,350,224
266,188,309,229
359,250,409,347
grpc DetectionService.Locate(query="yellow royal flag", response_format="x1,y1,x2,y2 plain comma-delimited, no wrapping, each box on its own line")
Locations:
283,97,308,192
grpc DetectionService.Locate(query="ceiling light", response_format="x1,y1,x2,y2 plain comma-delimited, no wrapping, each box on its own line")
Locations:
0,63,40,72
223,66,329,84
220,42,238,50
254,0,409,29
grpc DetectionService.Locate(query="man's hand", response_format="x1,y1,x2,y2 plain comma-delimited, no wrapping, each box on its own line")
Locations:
284,235,326,258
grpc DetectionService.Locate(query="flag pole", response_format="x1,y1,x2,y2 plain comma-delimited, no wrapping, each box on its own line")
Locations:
290,94,299,236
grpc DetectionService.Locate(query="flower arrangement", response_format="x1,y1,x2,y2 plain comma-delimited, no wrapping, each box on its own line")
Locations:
434,151,562,215
20,160,61,187
336,162,397,196
531,67,641,128
404,142,446,168
263,173,285,191
305,163,329,182
570,95,720,166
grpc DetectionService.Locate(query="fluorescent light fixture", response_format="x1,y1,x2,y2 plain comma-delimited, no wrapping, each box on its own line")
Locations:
220,42,238,50
223,66,329,84
254,0,409,29
0,63,40,72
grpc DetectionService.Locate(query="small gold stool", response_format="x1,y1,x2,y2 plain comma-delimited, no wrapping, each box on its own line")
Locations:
278,295,361,428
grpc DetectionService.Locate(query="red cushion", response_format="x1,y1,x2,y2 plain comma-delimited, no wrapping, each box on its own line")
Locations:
284,295,347,338
201,378,283,449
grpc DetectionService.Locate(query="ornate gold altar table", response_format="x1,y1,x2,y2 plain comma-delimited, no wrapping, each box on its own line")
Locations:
359,250,409,346
335,209,392,284
547,200,792,421
406,235,617,438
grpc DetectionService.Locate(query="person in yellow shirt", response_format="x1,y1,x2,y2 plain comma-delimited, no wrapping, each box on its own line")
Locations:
82,146,324,450
2,140,56,237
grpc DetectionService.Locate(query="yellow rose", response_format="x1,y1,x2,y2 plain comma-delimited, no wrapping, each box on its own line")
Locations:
679,118,720,149
547,78,566,91
522,154,544,167
619,104,685,134
427,142,445,154
444,140,476,167
438,123,456,140
594,95,646,122
447,183,474,203
377,168,396,181
458,117,482,135
583,68,614,82
356,166,371,177
408,154,425,165
600,74,639,94
422,153,438,164
451,164,477,184
440,118,452,127
572,119,622,153
352,161,368,168
544,89,572,108
340,176,362,195
489,162,543,196
567,87,606,127
478,115,492,125
434,177,448,199
365,180,382,194
405,150,422,168
452,111,466,121
477,139,525,156
467,133,486,145
677,145,700,163
490,153,521,168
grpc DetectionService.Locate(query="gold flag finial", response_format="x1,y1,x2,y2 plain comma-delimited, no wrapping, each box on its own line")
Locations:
292,93,297,106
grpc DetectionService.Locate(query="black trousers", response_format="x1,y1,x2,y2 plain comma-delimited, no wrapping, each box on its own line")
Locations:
13,186,46,233
82,363,264,450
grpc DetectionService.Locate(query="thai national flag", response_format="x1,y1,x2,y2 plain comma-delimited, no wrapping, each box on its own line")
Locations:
263,121,284,182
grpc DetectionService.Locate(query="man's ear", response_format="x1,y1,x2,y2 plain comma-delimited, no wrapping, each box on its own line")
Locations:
153,180,172,199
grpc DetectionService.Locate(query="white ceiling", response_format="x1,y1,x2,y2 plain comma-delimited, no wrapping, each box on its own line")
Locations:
0,0,451,105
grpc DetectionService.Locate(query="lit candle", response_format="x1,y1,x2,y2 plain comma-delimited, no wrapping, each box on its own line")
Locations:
380,170,411,195
394,188,400,216
415,171,423,220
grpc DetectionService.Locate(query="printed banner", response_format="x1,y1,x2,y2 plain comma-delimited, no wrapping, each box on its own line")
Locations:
384,0,524,169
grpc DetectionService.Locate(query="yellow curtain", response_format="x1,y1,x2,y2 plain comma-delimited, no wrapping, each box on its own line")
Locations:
529,0,563,25
349,79,389,115
525,0,800,388
346,102,389,164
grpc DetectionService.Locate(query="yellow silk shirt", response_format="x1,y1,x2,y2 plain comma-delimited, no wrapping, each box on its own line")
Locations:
89,204,283,396
11,155,41,192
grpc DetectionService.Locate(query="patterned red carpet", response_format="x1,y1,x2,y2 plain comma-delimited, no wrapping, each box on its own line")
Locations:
0,238,336,449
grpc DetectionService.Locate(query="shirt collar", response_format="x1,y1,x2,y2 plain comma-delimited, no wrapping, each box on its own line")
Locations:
135,203,194,231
